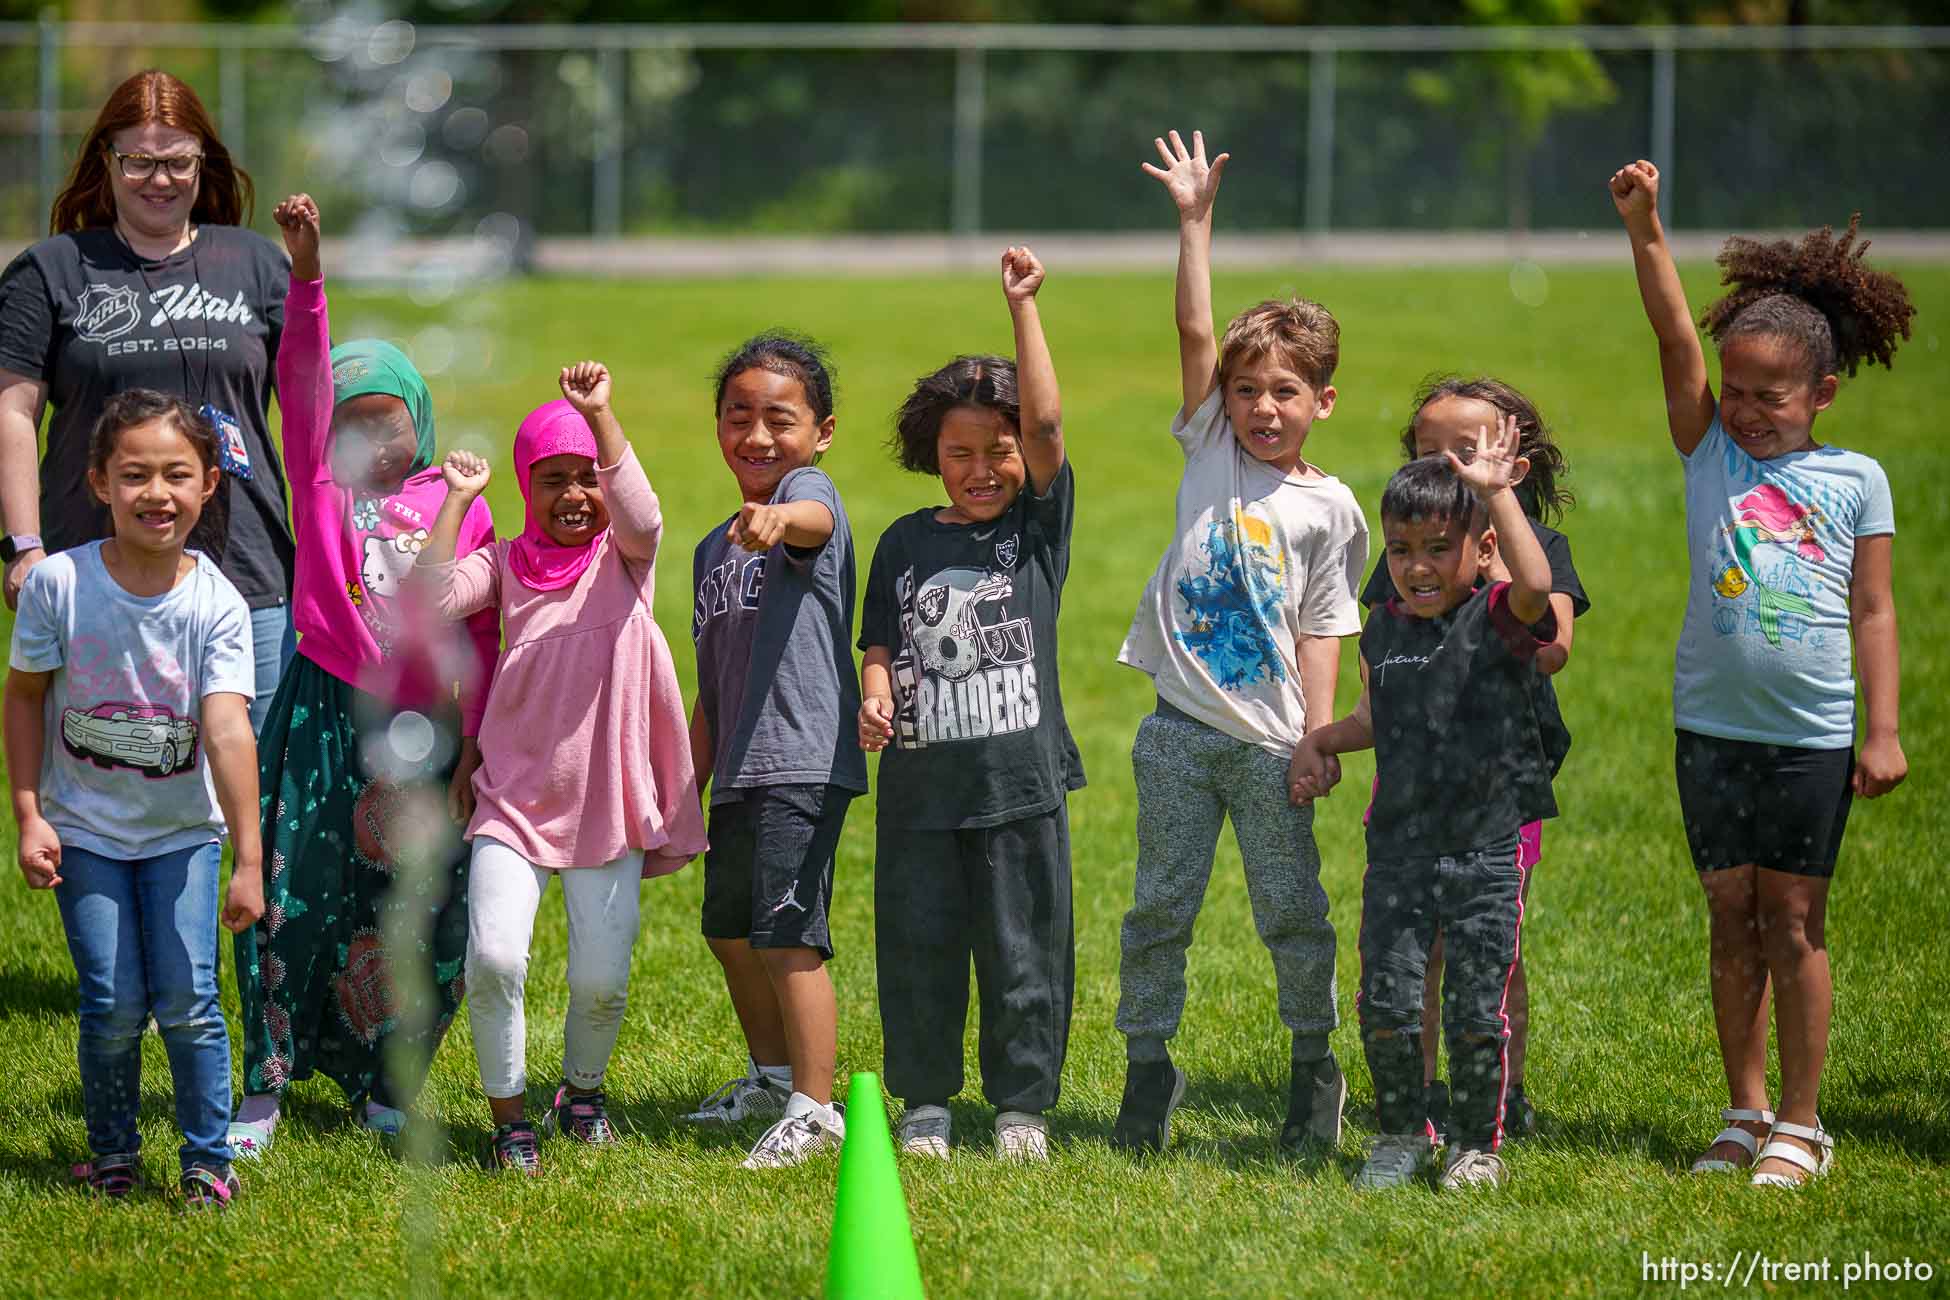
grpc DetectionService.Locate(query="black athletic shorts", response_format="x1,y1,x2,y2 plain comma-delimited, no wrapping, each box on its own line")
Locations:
702,783,853,960
1674,729,1854,877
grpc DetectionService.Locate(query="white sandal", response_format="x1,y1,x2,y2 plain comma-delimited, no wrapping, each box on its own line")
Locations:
1751,1118,1834,1187
1690,1106,1775,1174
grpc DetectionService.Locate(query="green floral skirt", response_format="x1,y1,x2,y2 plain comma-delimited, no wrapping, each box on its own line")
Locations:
234,654,469,1107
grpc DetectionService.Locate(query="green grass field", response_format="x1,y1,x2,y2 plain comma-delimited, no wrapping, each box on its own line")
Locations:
0,262,1945,1298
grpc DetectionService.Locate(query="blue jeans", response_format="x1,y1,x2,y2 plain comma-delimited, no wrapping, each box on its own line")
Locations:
248,604,296,736
53,841,232,1172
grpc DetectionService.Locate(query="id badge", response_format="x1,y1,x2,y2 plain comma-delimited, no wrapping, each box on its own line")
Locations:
202,404,252,480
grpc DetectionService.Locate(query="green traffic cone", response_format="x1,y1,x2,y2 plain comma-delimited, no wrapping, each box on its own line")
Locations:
826,1072,926,1299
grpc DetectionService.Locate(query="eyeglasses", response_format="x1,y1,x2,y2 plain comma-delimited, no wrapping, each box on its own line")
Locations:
108,148,203,182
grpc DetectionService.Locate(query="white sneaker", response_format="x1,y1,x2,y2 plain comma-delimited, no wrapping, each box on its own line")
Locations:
1354,1134,1434,1190
995,1111,1049,1162
682,1071,790,1126
1439,1145,1509,1190
741,1105,846,1169
898,1104,952,1158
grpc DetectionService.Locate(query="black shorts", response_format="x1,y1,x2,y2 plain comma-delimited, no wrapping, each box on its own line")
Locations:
702,783,853,960
1674,730,1854,877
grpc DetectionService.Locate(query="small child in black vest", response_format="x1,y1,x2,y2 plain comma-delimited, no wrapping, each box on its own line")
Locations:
1291,414,1569,1190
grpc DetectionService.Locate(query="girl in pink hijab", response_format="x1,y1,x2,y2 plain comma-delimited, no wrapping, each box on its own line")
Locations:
418,361,707,1175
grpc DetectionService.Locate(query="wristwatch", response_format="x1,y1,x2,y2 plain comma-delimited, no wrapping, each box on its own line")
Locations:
0,534,43,562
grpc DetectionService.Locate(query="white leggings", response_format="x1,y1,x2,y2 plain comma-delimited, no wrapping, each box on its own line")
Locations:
466,836,644,1098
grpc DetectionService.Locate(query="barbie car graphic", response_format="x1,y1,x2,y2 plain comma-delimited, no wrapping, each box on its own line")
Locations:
61,701,198,778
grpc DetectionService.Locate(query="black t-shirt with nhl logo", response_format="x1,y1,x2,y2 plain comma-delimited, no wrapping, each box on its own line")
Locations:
860,460,1086,830
0,226,294,608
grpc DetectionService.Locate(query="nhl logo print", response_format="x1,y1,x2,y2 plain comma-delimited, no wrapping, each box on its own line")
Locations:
995,535,1019,568
74,284,140,343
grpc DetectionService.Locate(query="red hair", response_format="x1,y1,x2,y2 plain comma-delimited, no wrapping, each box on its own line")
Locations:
49,69,253,235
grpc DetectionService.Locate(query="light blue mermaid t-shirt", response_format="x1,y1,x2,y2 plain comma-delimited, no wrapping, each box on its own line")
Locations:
1673,414,1894,750
1117,387,1368,756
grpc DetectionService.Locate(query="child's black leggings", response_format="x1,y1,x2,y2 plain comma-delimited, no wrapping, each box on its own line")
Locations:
1359,834,1525,1149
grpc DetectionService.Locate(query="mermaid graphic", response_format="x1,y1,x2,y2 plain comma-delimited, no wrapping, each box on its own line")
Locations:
1175,508,1288,689
1714,483,1824,647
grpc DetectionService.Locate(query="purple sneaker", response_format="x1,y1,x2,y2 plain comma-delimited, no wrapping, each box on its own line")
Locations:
72,1152,140,1199
543,1085,617,1145
489,1122,542,1175
179,1163,239,1209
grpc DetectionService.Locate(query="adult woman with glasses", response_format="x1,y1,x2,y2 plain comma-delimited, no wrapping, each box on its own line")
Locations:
0,69,296,729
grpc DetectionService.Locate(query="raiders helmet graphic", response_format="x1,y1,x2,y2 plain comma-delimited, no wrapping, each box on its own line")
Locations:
911,566,1033,682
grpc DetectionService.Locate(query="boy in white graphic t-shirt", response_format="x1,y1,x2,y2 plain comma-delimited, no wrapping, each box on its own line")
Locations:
1111,130,1367,1155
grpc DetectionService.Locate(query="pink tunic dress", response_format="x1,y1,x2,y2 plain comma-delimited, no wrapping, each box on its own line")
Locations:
432,446,707,872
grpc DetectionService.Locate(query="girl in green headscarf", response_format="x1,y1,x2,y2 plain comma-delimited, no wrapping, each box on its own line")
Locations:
228,194,502,1157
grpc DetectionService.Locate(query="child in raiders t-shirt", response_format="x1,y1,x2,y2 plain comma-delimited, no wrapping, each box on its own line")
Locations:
1292,420,1569,1192
858,247,1084,1162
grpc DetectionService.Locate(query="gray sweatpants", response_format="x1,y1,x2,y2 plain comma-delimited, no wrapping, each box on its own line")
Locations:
1116,702,1339,1063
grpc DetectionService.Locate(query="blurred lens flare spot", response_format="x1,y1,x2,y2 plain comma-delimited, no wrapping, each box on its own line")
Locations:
380,122,427,169
410,160,463,210
413,325,457,375
483,123,530,165
1508,259,1550,308
369,20,417,67
390,711,437,765
442,106,491,150
404,69,454,114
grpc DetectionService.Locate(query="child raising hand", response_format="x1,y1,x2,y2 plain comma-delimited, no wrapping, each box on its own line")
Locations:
420,360,707,1175
1296,414,1568,1192
1611,158,1911,1188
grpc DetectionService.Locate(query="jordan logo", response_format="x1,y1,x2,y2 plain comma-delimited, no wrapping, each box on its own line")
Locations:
770,880,809,915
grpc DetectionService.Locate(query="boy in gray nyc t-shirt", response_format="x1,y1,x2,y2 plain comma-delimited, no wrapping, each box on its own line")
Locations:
10,541,254,858
691,465,866,801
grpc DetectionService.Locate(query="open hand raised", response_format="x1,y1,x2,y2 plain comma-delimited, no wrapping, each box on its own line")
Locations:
559,361,612,417
272,192,322,280
1448,413,1527,501
1142,129,1229,222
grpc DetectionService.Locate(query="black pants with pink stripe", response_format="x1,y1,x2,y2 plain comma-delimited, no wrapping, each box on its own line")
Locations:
1358,835,1524,1150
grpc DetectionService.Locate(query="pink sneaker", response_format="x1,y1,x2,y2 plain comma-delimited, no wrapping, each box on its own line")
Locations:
543,1085,617,1145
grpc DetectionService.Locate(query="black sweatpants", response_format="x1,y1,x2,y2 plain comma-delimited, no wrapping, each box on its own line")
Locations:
1359,834,1525,1150
875,802,1074,1114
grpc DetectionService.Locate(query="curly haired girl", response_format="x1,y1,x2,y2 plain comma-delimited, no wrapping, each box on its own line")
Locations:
1611,159,1913,1189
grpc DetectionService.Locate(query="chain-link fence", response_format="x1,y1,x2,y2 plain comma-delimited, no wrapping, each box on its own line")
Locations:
2,20,1946,252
